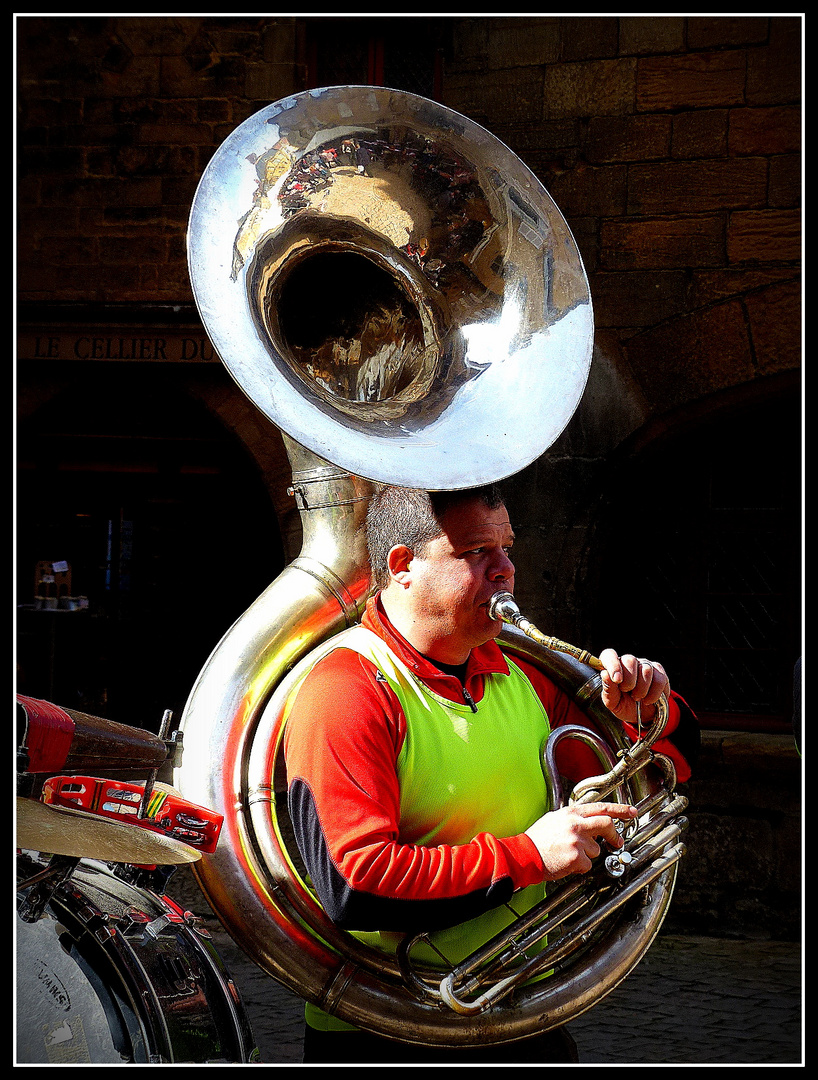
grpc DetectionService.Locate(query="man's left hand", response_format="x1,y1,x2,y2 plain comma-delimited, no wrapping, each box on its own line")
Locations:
597,650,670,728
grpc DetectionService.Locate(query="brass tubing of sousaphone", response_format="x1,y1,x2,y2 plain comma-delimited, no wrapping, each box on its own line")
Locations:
177,86,684,1045
175,472,683,1045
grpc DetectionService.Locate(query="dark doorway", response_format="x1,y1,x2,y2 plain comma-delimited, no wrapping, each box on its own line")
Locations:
589,387,802,733
16,365,283,733
306,16,445,99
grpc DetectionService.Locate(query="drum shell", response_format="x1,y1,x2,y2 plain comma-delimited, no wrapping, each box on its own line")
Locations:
16,853,258,1064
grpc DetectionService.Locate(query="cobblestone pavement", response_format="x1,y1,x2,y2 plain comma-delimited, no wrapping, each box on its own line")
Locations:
177,870,802,1066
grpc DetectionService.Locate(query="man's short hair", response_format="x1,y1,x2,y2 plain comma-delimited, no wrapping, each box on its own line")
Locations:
365,483,506,591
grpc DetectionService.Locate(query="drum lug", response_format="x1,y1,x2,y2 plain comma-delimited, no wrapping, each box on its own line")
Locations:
90,913,116,944
143,914,172,940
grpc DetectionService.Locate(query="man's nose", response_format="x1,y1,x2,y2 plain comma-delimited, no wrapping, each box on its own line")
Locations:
490,550,514,581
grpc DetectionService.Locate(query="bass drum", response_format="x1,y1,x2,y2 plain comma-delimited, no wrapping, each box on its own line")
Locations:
16,851,258,1064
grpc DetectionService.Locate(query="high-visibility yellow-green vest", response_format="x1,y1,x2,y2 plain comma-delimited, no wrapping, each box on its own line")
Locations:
303,625,551,1031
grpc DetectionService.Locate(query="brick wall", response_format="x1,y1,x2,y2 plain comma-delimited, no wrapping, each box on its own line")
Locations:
17,17,302,304
18,17,800,335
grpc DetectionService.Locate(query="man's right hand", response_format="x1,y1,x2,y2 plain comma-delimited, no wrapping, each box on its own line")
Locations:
525,802,638,880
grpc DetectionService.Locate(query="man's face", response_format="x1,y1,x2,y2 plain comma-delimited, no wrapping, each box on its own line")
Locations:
395,498,516,664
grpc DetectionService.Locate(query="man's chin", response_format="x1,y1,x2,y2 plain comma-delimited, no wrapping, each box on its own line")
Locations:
476,609,503,641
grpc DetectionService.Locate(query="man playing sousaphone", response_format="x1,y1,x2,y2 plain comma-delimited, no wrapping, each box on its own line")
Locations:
284,482,697,1064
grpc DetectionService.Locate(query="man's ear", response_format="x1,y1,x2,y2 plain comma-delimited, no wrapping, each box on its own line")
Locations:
386,544,414,587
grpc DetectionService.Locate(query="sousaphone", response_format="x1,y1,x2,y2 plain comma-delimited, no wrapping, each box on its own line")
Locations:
177,85,687,1046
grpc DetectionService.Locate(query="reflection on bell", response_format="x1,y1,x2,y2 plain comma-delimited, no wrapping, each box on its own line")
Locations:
188,85,594,490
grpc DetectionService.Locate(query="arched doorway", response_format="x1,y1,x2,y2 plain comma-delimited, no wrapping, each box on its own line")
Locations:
588,383,801,734
16,365,284,732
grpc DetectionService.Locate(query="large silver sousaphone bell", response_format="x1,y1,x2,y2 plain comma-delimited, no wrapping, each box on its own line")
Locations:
186,84,593,489
177,86,686,1047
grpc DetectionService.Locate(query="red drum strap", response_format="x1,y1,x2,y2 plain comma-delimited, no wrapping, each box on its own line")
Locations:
17,695,75,773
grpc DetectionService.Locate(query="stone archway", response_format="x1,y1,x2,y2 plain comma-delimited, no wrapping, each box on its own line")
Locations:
16,364,285,731
583,376,801,731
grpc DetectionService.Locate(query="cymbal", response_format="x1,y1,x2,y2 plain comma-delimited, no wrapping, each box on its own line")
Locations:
16,796,202,865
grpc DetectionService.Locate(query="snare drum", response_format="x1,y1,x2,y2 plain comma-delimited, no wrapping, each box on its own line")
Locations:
16,852,259,1064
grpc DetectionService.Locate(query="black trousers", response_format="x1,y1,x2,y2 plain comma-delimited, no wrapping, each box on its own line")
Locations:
302,1022,579,1064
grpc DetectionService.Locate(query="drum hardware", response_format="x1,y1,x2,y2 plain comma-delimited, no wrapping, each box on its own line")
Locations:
16,850,258,1063
15,693,253,1062
15,693,218,872
138,708,174,818
111,858,180,897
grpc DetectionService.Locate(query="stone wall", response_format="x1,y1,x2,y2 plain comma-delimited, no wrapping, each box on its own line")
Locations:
440,16,801,638
17,14,802,625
